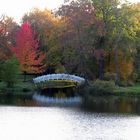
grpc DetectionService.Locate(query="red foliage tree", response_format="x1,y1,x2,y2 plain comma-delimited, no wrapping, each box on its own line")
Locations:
12,22,45,76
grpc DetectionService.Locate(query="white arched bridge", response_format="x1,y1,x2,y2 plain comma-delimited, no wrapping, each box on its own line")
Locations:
33,74,85,89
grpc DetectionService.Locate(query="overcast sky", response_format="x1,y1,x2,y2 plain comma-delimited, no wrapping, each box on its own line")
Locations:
0,0,139,23
0,0,64,23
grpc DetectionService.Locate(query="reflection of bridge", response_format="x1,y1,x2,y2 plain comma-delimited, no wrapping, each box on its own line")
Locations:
33,74,85,89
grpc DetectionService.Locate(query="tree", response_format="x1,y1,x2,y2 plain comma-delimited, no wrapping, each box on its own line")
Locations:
57,0,96,77
91,0,139,84
22,8,59,51
105,50,134,81
0,15,18,61
1,57,19,88
133,3,140,81
12,22,45,81
22,8,64,73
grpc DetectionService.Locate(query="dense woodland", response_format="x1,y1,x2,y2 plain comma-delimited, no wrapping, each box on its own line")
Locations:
0,0,140,87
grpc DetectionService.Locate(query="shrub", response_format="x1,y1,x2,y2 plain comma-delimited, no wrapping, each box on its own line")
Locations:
118,81,127,87
127,80,134,87
55,65,66,73
104,72,116,81
131,73,138,82
89,80,116,95
118,80,134,87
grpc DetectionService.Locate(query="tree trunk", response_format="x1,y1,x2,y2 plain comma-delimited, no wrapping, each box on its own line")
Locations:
24,72,27,82
99,56,104,80
114,46,120,85
76,25,85,76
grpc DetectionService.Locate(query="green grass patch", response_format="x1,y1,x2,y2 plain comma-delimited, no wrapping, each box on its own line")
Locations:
114,83,140,94
0,74,35,95
0,81,34,95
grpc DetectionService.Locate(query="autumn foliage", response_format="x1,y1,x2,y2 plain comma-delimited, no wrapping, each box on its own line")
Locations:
0,0,140,84
12,22,45,74
0,16,15,61
106,51,133,81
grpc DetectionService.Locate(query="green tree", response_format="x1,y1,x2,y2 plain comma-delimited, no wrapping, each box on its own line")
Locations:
133,3,140,81
1,57,19,88
91,0,139,84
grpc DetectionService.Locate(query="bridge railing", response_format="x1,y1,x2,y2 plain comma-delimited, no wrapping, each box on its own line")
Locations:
33,74,85,84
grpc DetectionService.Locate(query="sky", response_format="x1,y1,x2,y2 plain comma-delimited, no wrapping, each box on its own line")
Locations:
0,0,64,23
0,0,139,23
129,0,140,2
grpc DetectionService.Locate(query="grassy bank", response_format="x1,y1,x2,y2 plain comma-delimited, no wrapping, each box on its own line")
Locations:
113,83,140,96
0,74,35,96
82,80,140,97
82,82,140,112
0,81,34,96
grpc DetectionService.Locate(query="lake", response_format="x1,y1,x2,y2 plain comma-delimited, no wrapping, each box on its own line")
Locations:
0,94,140,140
0,106,140,140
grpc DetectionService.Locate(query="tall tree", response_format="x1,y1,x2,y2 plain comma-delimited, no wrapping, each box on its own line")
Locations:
91,0,139,84
22,8,64,73
57,0,96,77
12,22,45,81
133,3,140,81
0,15,18,61
22,8,59,50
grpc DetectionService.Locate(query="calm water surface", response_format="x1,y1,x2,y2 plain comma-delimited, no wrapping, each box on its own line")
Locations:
0,106,140,140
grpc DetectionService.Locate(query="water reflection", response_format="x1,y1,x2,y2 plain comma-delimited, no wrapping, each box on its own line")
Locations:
83,95,140,114
33,94,82,106
0,93,140,114
0,94,39,106
0,107,140,140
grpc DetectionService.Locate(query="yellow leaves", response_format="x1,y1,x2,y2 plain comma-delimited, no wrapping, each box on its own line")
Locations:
106,50,133,81
119,58,133,81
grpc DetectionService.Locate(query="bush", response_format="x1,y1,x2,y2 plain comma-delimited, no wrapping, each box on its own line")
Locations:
89,80,116,95
104,72,116,81
55,65,66,73
131,73,138,82
117,80,134,87
118,81,127,87
127,81,134,87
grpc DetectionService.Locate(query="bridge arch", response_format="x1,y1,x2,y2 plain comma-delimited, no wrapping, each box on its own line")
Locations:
33,74,85,89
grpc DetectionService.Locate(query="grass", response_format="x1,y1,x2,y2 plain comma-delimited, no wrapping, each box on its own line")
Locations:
0,73,140,96
0,74,35,96
0,81,34,95
114,83,140,95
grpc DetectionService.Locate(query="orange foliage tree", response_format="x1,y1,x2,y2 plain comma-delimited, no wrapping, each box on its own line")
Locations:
12,22,45,79
0,15,17,61
106,50,133,81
